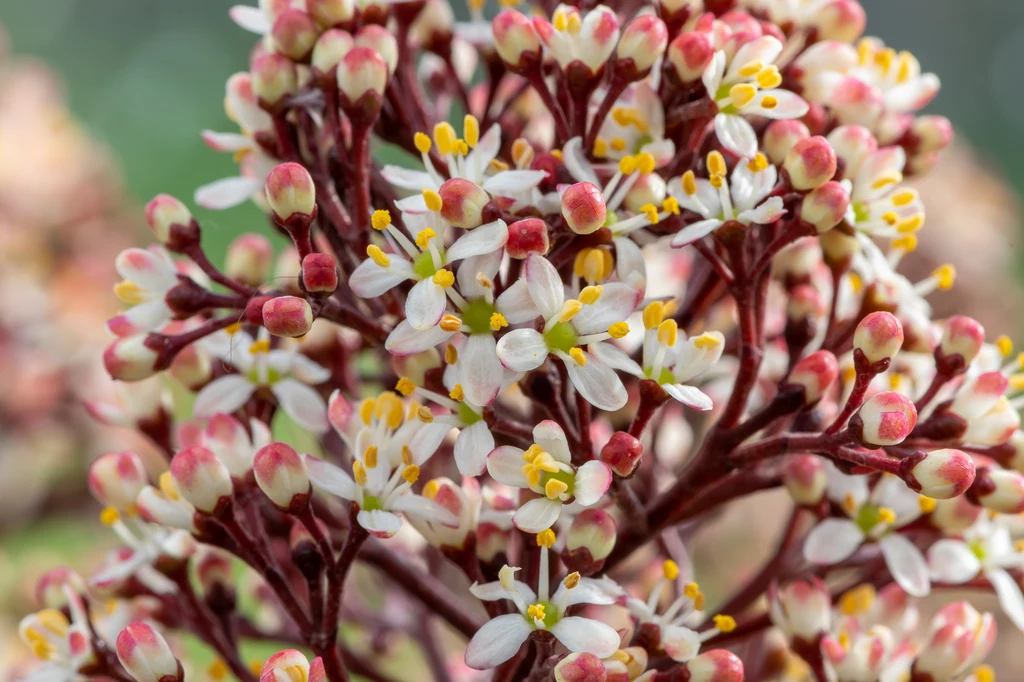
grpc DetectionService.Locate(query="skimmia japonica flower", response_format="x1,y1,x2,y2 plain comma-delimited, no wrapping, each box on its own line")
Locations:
13,2,1022,682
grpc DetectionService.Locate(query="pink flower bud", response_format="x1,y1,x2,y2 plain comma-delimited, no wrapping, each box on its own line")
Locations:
763,120,810,166
145,194,193,244
355,25,398,74
261,649,311,682
786,285,825,323
769,578,832,641
826,125,877,176
89,451,149,510
940,315,985,365
226,233,273,287
686,649,744,682
853,312,904,364
811,0,866,42
104,336,159,382
784,136,837,191
976,468,1024,514
36,568,87,609
566,508,617,562
336,46,388,104
600,431,643,477
438,177,491,228
254,443,311,512
616,15,668,74
819,229,860,268
906,449,975,499
195,546,234,595
311,29,354,77
251,53,298,107
910,115,954,155
787,351,838,404
115,623,182,682
263,296,314,338
307,0,355,27
271,10,319,61
302,252,339,293
854,392,917,447
799,180,850,233
492,10,541,72
506,218,550,258
913,623,979,681
554,652,608,682
667,31,714,84
170,446,233,513
562,182,607,235
782,454,827,506
265,162,316,220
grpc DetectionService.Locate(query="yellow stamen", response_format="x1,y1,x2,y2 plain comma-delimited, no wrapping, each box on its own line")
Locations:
997,335,1014,358
737,60,763,78
564,572,580,589
919,496,936,513
114,280,145,305
463,115,480,148
640,203,659,224
249,339,271,354
414,132,431,154
512,138,533,167
445,344,458,365
579,285,603,305
423,189,443,212
709,173,725,189
760,95,778,109
684,582,700,599
643,301,665,329
416,406,433,423
881,211,898,226
713,614,737,633
225,322,242,335
608,322,629,339
363,446,378,469
537,528,556,547
635,152,656,175
1009,374,1024,392
545,478,569,499
657,320,679,347
610,137,627,151
440,314,463,332
694,592,706,610
367,244,390,268
489,159,510,172
415,227,437,249
402,465,420,484
839,584,875,615
681,170,697,196
891,235,917,252
359,397,375,425
755,66,782,89
878,507,896,524
973,664,995,682
396,377,415,397
663,560,679,580
746,153,769,173
889,373,902,390
159,471,180,500
870,171,903,190
593,137,608,158
848,272,863,293
707,151,727,177
490,312,509,330
401,445,414,466
569,347,587,366
662,196,680,215
898,214,924,233
566,12,582,34
449,384,465,401
353,461,368,486
432,269,455,288
433,122,456,156
100,506,120,526
559,299,583,323
692,333,721,350
932,264,956,290
729,83,758,108
527,603,546,620
371,209,392,231
209,660,229,681
891,190,916,207
619,155,637,175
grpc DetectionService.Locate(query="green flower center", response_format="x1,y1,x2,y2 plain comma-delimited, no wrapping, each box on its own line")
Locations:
852,202,870,224
644,366,675,385
969,539,987,562
541,468,576,497
362,494,383,511
463,298,497,335
413,249,444,280
458,402,482,426
854,503,885,534
246,366,282,385
543,322,578,354
525,600,560,629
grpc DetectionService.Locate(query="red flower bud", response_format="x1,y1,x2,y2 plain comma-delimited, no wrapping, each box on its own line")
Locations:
616,15,668,74
600,431,643,477
263,296,314,338
104,336,160,382
336,46,388,107
812,0,866,43
271,9,319,61
853,311,904,364
906,448,975,499
35,568,87,609
492,10,541,72
307,0,355,28
506,218,550,258
438,177,491,228
115,623,182,682
976,468,1024,514
763,120,810,166
566,508,617,562
939,315,984,365
265,162,317,221
554,652,608,682
145,194,193,245
799,180,850,233
302,252,339,293
782,454,827,506
855,392,917,447
355,25,397,74
312,29,355,78
562,182,607,235
826,124,877,175
784,136,837,191
667,31,714,84
226,233,273,287
911,115,954,155
686,649,744,682
251,53,298,107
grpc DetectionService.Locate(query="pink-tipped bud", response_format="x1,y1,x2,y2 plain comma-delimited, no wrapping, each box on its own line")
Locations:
562,182,607,235
506,218,550,258
302,253,338,293
307,0,355,27
911,115,954,155
169,446,233,513
336,46,388,104
787,350,838,404
818,229,860,270
195,546,234,595
769,578,832,641
438,177,490,228
782,454,827,506
763,120,810,166
261,650,314,682
600,431,643,477
854,392,917,447
616,15,668,74
913,623,979,681
554,652,608,682
784,136,837,191
251,53,298,107
254,443,311,512
939,316,985,365
265,162,316,220
826,125,877,176
104,336,159,382
975,468,1024,514
667,31,714,84
355,25,398,74
312,29,354,77
262,296,313,338
115,623,182,682
854,311,904,363
906,449,975,499
799,181,850,233
226,233,273,287
786,285,825,323
492,10,541,72
36,568,87,609
271,9,319,60
145,194,193,245
812,0,866,42
566,508,617,563
89,451,149,510
686,650,744,682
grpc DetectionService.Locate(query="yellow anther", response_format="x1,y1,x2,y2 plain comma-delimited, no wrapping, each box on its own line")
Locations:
997,335,1014,358
891,235,917,252
249,339,271,354
433,121,457,155
423,189,443,212
376,391,404,429
842,492,858,514
489,312,509,330
839,584,875,615
569,347,587,366
225,322,243,335
681,170,698,196
709,173,725,189
432,269,455,288
371,209,392,231
359,397,376,425
932,264,956,290
114,280,145,305
755,66,782,89
870,171,903,190
610,137,627,151
545,478,569,500
663,559,679,580
512,138,534,167
891,190,916,207
527,603,547,621
463,114,480,148
841,366,856,384
523,444,543,462
897,214,924,233
414,132,432,154
559,299,583,323
449,384,465,401
28,638,55,660
416,406,433,424
919,496,936,514
973,664,995,682
353,460,368,486
713,614,737,633
692,332,721,350
746,153,769,173
579,285,603,305
159,471,179,500
635,152,656,175
533,452,560,474
662,196,680,215
423,479,440,499
440,314,463,332
100,506,120,526
1017,352,1024,370
564,572,581,589
367,244,391,268
889,373,902,390
593,137,609,158
402,465,420,484
566,12,582,34
694,592,706,610
363,446,378,469
657,320,679,347
619,155,637,175
455,139,469,156
467,0,485,11
575,248,611,284
523,464,541,489
489,159,510,172
878,507,896,524
848,272,863,293
401,445,414,465
1009,374,1024,392
643,301,665,329
838,632,851,652
684,582,700,599
640,203,660,225
209,660,229,681
249,661,265,678
415,227,437,249
881,211,898,226
608,321,629,339
537,528,556,547
707,151,727,177
442,344,457,366
395,377,416,397
737,60,763,78
874,47,896,74
729,83,758,108
760,95,778,110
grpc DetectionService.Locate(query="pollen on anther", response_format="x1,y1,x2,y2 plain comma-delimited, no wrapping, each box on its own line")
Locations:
396,377,415,396
537,528,556,547
663,559,679,580
371,209,392,231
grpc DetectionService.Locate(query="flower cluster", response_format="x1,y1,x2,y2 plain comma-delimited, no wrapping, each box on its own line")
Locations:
10,1,1024,682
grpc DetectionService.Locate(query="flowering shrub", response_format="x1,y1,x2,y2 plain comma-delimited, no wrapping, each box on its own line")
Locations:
11,1,1024,681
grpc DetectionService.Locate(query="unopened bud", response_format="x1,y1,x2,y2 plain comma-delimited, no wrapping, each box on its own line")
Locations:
265,162,316,221
271,10,319,60
939,315,985,365
169,446,233,513
975,468,1024,514
312,29,354,77
104,336,159,382
263,296,314,338
686,649,744,682
254,443,311,512
251,53,298,107
145,194,193,245
769,578,831,641
819,229,860,269
854,311,903,363
763,120,810,166
261,650,313,682
506,218,550,258
826,125,877,176
787,351,838,404
854,392,917,447
115,623,182,682
438,177,490,228
784,136,837,191
566,508,617,563
812,0,866,42
302,252,338,293
667,31,714,84
336,46,388,105
562,182,607,235
912,622,979,681
786,285,825,323
492,10,541,72
307,0,355,27
600,431,643,477
616,15,668,74
930,496,982,533
89,451,148,510
226,233,273,287
275,247,303,295
194,546,234,597
355,25,398,74
782,454,827,506
35,568,86,609
554,652,608,682
906,449,975,499
910,115,954,155
800,181,850,233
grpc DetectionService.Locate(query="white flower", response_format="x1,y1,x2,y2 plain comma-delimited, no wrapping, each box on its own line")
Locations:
85,377,168,427
406,476,514,550
836,142,924,238
701,36,809,158
667,151,786,249
486,420,612,533
188,412,273,478
90,506,196,595
804,464,930,596
106,247,179,338
591,82,675,167
928,515,1024,631
194,328,331,433
303,389,458,538
228,0,302,36
18,589,97,682
495,253,641,411
532,5,621,75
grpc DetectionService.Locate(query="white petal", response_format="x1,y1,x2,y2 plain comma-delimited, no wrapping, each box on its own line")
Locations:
464,614,533,670
390,494,459,527
550,617,620,657
613,236,646,281
879,533,930,597
803,518,864,565
272,379,329,433
714,114,758,159
469,580,518,602
487,446,530,487
524,252,565,320
290,353,332,384
349,258,412,298
562,137,601,186
458,251,503,298
701,51,726,96
107,300,172,337
737,197,786,225
562,577,618,607
496,280,541,324
385,320,455,355
446,220,509,262
304,455,360,500
406,279,448,330
727,37,783,80
754,89,809,119
115,247,177,291
193,375,255,418
405,421,454,465
987,567,1024,632
533,420,572,464
483,171,548,195
566,354,628,411
573,461,612,506
670,219,724,248
458,335,503,406
466,124,502,173
194,176,263,210
229,5,271,33
201,130,252,152
496,328,548,372
513,497,563,533
661,624,701,662
455,420,495,477
380,165,435,191
572,283,642,336
589,342,643,377
357,509,403,538
927,539,980,584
